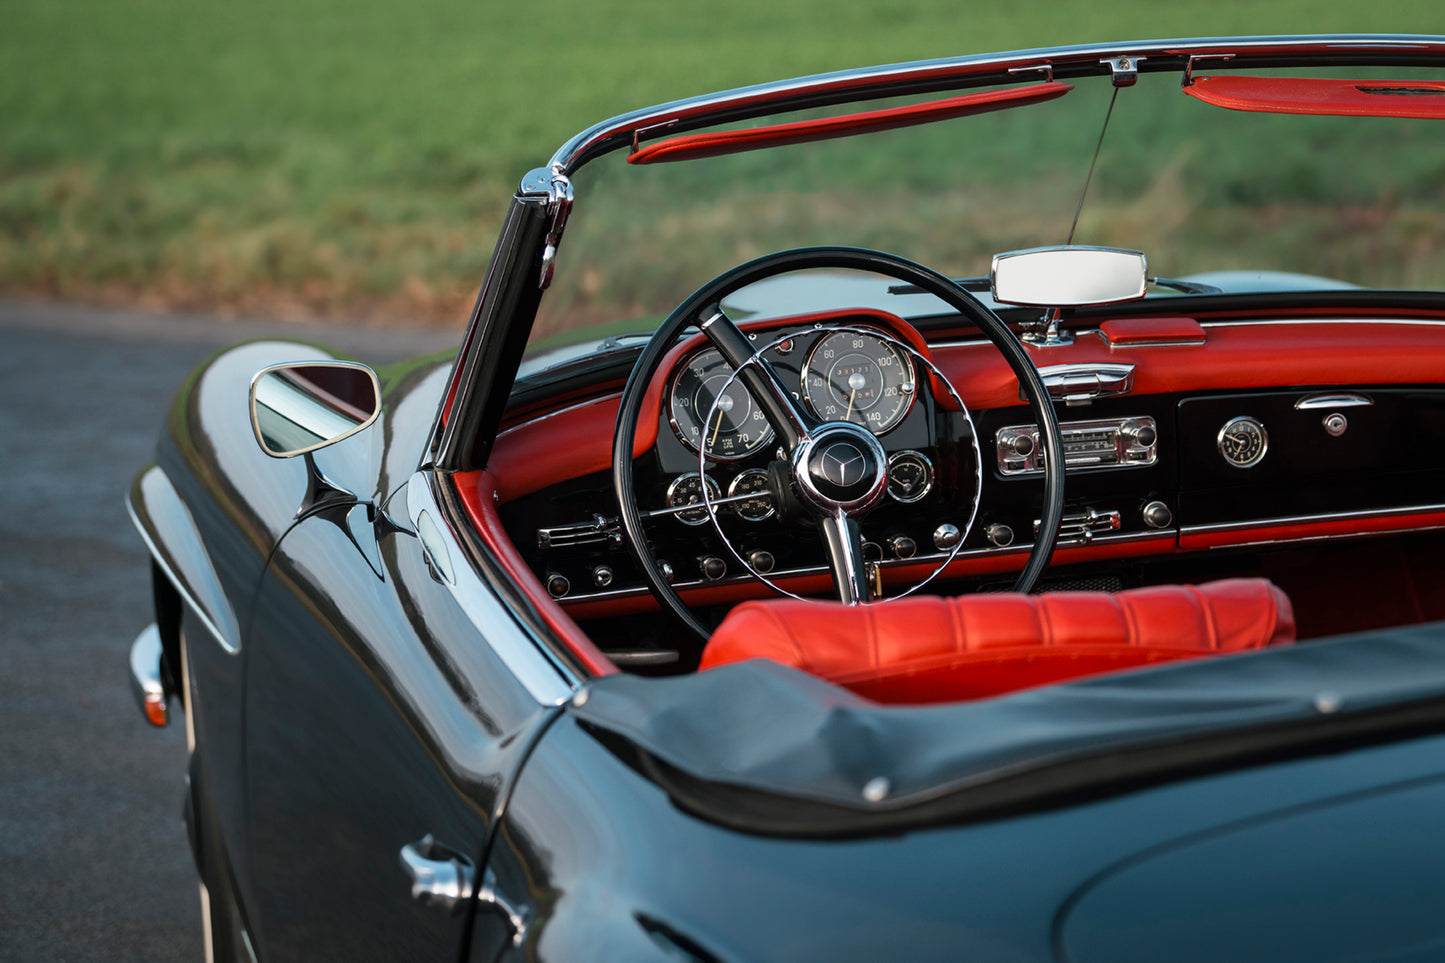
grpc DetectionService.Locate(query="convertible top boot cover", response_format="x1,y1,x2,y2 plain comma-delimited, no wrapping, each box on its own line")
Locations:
701,579,1296,704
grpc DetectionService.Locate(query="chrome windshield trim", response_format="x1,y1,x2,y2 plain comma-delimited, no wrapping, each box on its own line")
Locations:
405,472,574,706
545,36,1445,174
1181,503,1445,536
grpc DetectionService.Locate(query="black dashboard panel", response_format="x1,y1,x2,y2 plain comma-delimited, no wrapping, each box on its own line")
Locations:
1177,388,1445,526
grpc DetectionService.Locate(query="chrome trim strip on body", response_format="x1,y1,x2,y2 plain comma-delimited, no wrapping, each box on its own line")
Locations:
545,36,1445,174
1180,503,1445,536
406,472,574,705
1200,318,1445,329
126,465,242,655
558,530,1176,605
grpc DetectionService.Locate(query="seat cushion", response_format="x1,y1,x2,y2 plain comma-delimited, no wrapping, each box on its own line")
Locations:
700,579,1296,704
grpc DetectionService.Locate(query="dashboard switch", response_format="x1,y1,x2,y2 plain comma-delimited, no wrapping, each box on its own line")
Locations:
700,556,728,580
747,550,776,574
656,560,675,584
1142,500,1174,529
887,536,917,560
985,523,1014,548
932,524,962,552
546,573,570,598
591,565,614,588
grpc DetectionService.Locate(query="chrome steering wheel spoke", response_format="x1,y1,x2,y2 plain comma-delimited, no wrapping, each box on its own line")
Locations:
818,510,870,605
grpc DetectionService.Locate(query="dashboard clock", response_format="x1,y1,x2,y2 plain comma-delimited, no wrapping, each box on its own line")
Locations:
1218,416,1268,468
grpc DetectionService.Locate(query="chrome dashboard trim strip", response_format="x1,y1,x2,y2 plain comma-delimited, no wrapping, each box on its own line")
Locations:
1200,318,1445,329
406,472,574,706
558,530,1176,605
1180,503,1445,536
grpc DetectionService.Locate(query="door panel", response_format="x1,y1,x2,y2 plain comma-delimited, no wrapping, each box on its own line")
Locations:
244,500,549,960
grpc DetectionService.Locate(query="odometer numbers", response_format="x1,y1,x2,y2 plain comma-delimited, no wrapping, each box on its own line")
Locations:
802,330,915,434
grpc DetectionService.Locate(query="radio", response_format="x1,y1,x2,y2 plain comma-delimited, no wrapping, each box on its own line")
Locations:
996,416,1158,476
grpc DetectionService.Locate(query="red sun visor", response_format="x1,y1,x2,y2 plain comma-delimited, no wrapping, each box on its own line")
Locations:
1184,75,1445,119
627,81,1073,165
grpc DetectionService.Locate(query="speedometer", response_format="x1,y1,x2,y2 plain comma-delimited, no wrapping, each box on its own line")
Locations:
668,348,774,461
802,330,916,434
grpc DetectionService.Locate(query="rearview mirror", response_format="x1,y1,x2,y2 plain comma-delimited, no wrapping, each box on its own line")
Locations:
990,246,1148,307
249,361,381,458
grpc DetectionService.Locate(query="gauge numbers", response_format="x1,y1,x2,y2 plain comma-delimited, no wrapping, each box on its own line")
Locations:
666,473,721,525
727,468,775,521
668,349,773,460
1218,416,1268,468
802,330,915,434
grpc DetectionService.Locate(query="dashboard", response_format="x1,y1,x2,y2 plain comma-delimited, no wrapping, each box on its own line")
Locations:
490,306,1445,638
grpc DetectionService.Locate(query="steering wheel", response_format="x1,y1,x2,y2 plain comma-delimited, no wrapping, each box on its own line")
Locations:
612,248,1065,640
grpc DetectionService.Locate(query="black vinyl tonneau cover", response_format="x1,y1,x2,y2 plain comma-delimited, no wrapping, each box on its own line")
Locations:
574,621,1445,836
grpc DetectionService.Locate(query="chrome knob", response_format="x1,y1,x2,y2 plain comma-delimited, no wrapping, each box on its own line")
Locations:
932,524,962,551
985,523,1014,548
591,565,614,588
656,560,675,584
999,431,1034,456
748,550,775,574
700,556,727,580
545,573,570,598
1125,422,1157,447
887,536,917,560
1142,500,1174,529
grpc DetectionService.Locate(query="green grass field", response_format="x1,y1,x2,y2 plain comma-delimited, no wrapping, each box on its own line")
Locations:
2,0,1440,324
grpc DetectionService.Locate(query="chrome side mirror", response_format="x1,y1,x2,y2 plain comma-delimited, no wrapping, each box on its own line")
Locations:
990,246,1148,307
249,361,381,458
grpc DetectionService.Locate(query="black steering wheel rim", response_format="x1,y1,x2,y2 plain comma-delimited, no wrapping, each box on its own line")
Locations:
612,246,1066,640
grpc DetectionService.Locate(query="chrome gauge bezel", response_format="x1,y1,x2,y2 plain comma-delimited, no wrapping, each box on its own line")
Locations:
667,348,775,462
886,450,934,503
1217,415,1269,468
800,327,917,435
726,468,776,521
665,472,721,525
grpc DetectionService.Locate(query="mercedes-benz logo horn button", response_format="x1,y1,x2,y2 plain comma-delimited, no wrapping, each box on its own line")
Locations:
808,440,878,501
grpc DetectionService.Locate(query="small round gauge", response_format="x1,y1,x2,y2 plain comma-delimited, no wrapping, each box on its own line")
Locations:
802,330,916,434
666,473,722,525
887,450,934,503
669,349,774,461
1218,416,1269,468
727,468,775,521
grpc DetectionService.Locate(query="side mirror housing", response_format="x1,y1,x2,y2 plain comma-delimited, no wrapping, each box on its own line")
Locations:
990,246,1148,307
249,361,381,458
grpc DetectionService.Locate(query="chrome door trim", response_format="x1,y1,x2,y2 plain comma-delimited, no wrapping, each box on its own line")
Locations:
405,472,574,706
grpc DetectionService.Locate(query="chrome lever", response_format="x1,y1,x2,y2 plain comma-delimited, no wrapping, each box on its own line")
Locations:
399,834,476,915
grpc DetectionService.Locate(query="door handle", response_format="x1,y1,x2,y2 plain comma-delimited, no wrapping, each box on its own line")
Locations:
399,834,476,915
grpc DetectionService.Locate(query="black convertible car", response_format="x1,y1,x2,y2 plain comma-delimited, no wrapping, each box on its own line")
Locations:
129,36,1445,962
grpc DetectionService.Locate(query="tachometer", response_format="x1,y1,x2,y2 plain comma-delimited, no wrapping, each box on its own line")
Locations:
668,349,774,460
802,330,915,434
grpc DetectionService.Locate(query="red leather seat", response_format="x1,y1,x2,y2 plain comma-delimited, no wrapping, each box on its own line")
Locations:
700,579,1296,704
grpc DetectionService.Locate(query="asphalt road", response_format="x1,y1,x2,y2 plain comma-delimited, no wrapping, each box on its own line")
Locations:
0,300,461,960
